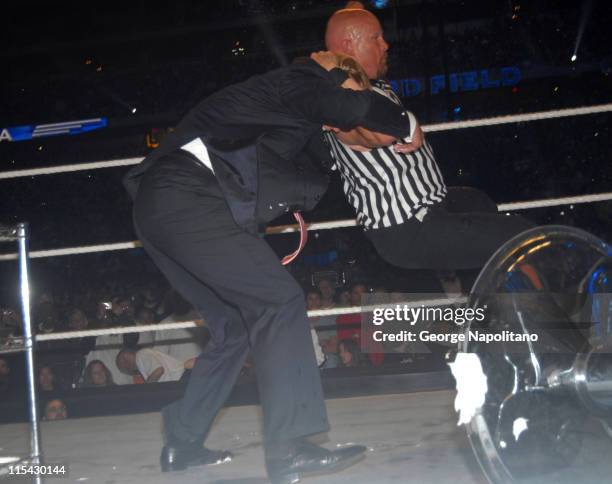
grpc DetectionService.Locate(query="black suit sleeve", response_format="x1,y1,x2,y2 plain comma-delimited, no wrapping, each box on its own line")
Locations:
279,69,412,139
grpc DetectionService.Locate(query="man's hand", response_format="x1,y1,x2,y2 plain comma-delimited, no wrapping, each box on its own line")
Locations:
146,366,165,383
393,124,424,154
310,51,338,71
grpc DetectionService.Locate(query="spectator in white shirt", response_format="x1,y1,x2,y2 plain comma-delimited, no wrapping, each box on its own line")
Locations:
155,291,210,362
85,333,133,385
116,347,187,383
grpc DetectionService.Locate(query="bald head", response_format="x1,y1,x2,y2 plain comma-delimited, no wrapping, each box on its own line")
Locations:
325,9,389,79
325,9,376,51
116,348,137,375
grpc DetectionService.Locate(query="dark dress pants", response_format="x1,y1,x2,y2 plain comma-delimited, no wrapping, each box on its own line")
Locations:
132,151,329,446
366,186,535,271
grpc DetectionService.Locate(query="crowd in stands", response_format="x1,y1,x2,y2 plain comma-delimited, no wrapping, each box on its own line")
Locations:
0,262,466,421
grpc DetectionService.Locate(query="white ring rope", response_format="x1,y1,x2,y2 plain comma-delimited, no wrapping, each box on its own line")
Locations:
36,320,200,342
0,191,610,262
0,103,610,181
27,296,468,342
422,102,612,132
496,192,612,211
0,157,142,180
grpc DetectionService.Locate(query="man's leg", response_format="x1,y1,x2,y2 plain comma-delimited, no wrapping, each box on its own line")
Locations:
444,186,498,213
366,187,505,290
366,208,534,271
136,236,249,446
134,155,365,482
432,187,503,288
133,155,328,447
138,224,329,445
419,208,534,269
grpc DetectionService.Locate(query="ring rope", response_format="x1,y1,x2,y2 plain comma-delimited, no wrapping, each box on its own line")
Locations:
422,102,612,132
21,296,468,342
496,192,612,211
0,157,142,181
0,103,610,181
0,192,610,262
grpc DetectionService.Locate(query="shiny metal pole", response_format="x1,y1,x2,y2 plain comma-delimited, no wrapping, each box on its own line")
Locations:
17,223,43,482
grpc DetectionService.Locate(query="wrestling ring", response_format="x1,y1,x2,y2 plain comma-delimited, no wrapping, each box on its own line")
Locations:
1,103,611,483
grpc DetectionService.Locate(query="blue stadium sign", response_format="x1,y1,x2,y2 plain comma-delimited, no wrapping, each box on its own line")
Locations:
389,66,521,97
0,117,107,143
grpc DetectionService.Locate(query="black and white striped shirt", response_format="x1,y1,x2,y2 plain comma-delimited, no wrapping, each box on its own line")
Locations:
325,80,447,229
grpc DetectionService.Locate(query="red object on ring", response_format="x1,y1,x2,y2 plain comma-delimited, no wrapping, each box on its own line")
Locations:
281,212,308,265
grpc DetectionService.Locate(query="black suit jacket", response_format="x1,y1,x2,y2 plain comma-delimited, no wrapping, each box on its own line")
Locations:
123,59,413,234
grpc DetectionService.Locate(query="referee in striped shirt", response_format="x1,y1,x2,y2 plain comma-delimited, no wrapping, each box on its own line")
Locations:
324,7,532,271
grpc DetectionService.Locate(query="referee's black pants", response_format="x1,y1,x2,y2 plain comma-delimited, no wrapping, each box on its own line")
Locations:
132,151,329,447
366,186,535,271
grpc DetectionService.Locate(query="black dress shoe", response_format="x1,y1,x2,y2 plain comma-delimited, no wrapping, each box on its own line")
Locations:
160,443,233,472
265,440,366,484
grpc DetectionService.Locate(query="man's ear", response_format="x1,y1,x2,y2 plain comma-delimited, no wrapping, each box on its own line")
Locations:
341,38,354,56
